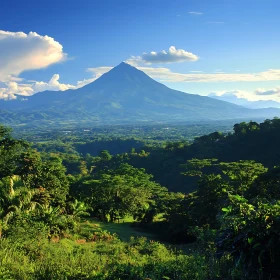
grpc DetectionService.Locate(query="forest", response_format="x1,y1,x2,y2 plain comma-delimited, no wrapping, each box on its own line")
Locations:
1,118,280,279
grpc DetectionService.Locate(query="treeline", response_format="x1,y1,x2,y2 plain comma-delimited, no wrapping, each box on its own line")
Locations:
31,118,280,194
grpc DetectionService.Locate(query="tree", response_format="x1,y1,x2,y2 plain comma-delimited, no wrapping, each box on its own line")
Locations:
78,164,165,222
233,122,248,136
249,166,280,200
181,159,267,227
99,150,112,161
217,195,280,279
219,160,267,194
67,199,89,219
18,154,69,206
0,125,29,196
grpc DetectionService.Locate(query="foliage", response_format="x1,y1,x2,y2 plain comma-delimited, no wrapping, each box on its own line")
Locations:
73,163,167,222
1,119,280,279
217,195,280,279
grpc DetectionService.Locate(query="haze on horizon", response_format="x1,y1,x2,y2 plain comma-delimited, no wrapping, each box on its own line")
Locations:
1,0,280,105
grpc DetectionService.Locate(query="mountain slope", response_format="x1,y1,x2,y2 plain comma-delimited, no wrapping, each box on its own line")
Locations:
1,62,280,126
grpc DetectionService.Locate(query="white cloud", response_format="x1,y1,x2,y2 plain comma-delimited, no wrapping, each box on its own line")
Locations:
0,30,66,82
209,87,280,103
126,46,199,65
209,90,252,99
137,67,280,83
0,66,119,100
0,82,34,100
188,11,203,15
0,74,78,100
81,66,280,84
255,87,280,96
32,74,76,92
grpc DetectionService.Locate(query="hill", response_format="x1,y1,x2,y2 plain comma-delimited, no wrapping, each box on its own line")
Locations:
124,118,280,193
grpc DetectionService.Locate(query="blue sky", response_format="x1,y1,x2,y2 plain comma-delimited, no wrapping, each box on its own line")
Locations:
1,0,280,101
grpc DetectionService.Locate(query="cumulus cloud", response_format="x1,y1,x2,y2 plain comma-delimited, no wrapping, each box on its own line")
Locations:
209,88,280,103
0,82,34,100
209,90,240,97
0,66,119,100
126,46,199,65
255,87,280,96
209,87,280,103
0,30,114,99
188,11,203,15
209,90,252,99
0,30,66,81
0,74,79,100
32,74,76,92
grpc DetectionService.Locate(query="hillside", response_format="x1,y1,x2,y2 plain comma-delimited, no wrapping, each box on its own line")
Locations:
126,118,280,193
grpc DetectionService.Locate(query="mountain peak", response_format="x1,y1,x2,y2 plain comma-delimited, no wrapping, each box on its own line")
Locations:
112,61,139,72
89,60,158,89
117,61,131,67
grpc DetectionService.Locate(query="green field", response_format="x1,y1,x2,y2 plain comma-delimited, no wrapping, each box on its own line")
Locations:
80,217,160,242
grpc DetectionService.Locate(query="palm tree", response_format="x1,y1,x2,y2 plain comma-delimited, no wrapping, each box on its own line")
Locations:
69,199,90,219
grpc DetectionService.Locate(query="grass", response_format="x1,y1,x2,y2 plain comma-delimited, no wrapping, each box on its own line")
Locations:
80,216,197,254
80,217,161,242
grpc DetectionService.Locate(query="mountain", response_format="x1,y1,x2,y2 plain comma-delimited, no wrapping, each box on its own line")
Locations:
209,92,280,109
1,62,280,127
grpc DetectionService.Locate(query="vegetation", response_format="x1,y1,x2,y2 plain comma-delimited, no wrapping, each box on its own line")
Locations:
1,118,280,279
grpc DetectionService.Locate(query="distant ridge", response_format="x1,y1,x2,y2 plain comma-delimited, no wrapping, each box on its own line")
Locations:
209,92,280,109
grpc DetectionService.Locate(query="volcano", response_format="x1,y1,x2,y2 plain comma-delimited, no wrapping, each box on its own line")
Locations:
0,62,280,126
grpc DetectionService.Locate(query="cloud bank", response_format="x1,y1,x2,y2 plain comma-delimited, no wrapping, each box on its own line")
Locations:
0,67,114,100
255,87,280,96
209,87,280,103
0,30,66,82
0,82,34,100
137,68,280,83
0,74,78,100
